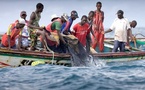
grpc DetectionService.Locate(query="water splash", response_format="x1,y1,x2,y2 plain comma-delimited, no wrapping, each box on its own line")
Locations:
78,54,106,68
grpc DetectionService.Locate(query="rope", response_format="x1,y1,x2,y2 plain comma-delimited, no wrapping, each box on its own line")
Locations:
43,27,55,65
44,40,54,65
133,33,145,48
134,33,145,38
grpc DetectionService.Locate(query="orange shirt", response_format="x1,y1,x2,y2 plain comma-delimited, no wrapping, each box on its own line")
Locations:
73,23,90,46
1,23,22,47
43,18,62,46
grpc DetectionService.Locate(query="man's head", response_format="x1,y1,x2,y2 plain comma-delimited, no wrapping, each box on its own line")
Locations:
117,10,124,19
18,18,25,28
131,20,137,28
96,1,102,10
61,13,69,23
80,15,88,25
88,11,95,20
71,10,79,20
36,3,44,13
20,11,27,20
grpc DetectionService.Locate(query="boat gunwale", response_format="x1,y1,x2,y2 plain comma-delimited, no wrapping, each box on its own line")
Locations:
0,48,145,58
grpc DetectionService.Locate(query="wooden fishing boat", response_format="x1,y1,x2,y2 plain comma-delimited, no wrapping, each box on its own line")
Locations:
0,38,145,68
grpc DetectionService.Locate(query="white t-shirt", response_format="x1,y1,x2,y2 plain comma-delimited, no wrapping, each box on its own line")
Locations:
22,26,29,37
110,18,130,42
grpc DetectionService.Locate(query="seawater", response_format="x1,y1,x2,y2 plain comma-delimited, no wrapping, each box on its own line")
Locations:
0,59,145,90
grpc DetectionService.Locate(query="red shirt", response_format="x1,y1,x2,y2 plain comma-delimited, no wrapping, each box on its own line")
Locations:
73,23,90,46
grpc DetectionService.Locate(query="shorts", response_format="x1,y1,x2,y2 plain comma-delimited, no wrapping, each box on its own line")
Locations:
29,29,38,48
16,38,29,47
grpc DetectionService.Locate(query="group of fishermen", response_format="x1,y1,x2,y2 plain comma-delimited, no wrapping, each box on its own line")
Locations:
0,2,138,53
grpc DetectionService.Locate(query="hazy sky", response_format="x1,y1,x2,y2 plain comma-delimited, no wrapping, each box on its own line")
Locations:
0,0,145,33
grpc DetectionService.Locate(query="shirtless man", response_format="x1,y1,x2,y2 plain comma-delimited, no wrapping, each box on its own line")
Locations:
28,3,45,51
127,20,137,48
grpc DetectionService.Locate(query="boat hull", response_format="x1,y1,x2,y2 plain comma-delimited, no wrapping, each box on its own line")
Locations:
0,49,145,68
0,38,145,68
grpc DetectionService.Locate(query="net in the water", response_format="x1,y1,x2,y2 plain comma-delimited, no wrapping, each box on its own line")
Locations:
64,35,98,67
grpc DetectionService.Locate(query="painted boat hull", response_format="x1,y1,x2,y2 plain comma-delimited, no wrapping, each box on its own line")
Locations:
0,49,145,68
0,38,145,68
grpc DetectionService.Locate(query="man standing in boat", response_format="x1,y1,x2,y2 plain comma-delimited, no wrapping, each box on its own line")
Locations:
1,18,25,50
105,10,134,52
72,15,91,49
28,3,45,51
91,1,104,52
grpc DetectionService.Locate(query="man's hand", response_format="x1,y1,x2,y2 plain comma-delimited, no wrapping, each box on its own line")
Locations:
39,26,44,30
18,47,23,51
101,31,105,34
93,24,99,30
8,46,11,50
126,45,132,50
131,36,136,41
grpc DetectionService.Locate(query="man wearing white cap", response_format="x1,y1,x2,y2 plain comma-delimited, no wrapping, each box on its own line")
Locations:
51,14,59,22
1,18,25,50
44,13,69,53
15,11,29,50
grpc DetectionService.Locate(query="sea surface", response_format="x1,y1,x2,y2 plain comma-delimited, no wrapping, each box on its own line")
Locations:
0,59,145,90
0,27,145,90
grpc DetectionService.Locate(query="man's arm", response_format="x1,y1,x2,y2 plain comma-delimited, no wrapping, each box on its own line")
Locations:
7,35,11,50
105,29,113,34
7,24,12,50
62,21,70,32
89,25,96,39
128,29,134,41
57,30,66,44
126,28,135,48
18,34,22,50
102,11,104,22
72,24,78,35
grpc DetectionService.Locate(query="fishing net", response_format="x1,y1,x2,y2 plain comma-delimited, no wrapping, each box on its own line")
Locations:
63,35,97,67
